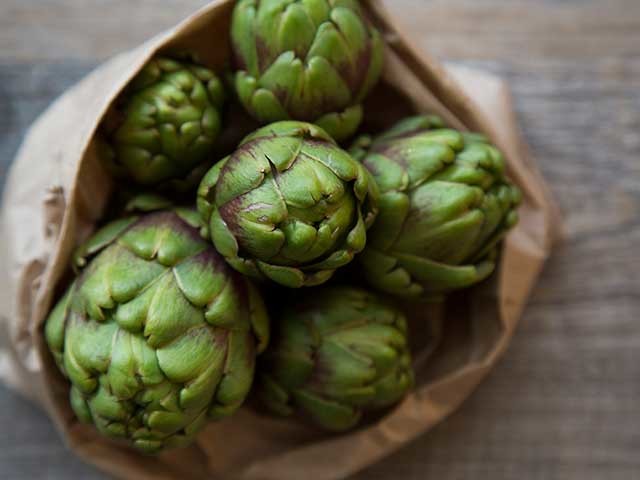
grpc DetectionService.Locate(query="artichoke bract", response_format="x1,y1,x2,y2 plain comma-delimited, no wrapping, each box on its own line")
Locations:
101,57,225,187
259,287,413,431
44,209,269,453
351,115,522,298
230,0,384,141
197,121,378,288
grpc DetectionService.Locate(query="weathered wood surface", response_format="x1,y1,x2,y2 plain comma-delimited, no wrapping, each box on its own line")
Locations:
1,0,639,478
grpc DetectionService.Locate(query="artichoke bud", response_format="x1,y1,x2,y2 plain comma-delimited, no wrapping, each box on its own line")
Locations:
258,287,414,431
197,121,378,288
101,56,226,187
230,0,384,141
353,115,522,298
44,210,269,453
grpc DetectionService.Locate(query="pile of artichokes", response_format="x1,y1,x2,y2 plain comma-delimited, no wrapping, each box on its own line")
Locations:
45,0,521,453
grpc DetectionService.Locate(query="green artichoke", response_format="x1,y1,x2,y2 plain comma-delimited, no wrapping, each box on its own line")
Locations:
44,209,269,453
351,115,522,298
259,287,413,431
197,121,378,288
230,0,384,141
101,57,225,187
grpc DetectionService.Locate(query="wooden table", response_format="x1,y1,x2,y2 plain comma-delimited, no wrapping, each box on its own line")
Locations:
1,1,638,478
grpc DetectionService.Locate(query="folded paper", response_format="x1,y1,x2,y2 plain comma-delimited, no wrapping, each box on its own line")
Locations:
0,1,561,478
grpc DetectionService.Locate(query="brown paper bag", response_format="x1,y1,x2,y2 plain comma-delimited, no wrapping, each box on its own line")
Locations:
0,1,562,478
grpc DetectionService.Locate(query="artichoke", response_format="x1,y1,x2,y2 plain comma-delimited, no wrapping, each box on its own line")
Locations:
197,121,378,288
44,209,269,453
101,57,225,187
230,0,384,141
351,115,522,298
259,287,413,431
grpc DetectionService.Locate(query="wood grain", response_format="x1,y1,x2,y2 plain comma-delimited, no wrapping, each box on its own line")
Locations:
1,1,639,479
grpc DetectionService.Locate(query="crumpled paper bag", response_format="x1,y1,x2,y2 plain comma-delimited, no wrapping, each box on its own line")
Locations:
0,1,562,478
